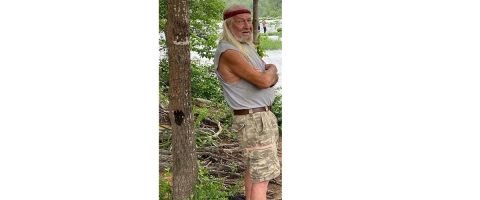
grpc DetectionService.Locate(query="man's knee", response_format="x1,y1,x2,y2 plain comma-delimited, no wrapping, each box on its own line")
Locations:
252,180,269,188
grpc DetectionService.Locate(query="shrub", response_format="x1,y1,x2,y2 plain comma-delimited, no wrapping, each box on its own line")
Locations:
159,58,226,106
192,161,240,200
190,61,226,105
159,168,173,200
272,87,282,134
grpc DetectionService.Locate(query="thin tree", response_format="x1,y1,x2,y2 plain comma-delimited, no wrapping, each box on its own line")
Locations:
253,0,260,45
166,0,198,199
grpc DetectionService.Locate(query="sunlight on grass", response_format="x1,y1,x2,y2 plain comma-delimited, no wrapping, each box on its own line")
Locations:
259,35,282,50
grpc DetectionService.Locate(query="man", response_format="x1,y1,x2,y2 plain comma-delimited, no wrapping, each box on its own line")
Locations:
213,3,280,200
262,20,267,33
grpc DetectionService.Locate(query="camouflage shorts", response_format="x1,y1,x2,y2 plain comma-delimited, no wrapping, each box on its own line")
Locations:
231,110,280,183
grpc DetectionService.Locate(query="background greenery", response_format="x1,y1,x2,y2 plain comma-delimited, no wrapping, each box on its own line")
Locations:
226,0,282,18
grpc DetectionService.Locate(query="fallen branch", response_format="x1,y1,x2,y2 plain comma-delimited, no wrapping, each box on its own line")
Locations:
159,130,172,141
197,145,240,155
159,154,172,162
207,169,242,178
218,143,237,147
269,179,282,186
212,121,222,138
159,149,172,155
159,161,172,170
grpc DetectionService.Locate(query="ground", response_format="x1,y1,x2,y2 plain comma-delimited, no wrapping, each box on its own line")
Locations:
160,135,282,200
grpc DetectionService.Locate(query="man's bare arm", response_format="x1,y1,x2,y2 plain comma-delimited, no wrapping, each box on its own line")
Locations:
220,50,278,89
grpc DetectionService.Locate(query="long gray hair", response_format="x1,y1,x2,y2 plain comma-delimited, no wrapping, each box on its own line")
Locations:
219,4,256,61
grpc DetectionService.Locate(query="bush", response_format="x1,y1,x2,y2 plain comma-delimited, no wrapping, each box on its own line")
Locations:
159,168,173,200
270,87,282,135
272,87,282,129
159,58,169,94
192,161,240,200
190,61,226,105
159,58,226,106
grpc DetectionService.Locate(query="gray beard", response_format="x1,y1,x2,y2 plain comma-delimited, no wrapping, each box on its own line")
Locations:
235,35,252,44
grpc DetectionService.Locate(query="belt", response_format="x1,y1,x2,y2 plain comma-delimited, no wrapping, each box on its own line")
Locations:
233,106,272,115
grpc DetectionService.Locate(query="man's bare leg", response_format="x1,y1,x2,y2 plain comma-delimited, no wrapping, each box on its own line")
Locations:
244,145,274,200
251,180,269,200
244,168,252,200
245,168,269,200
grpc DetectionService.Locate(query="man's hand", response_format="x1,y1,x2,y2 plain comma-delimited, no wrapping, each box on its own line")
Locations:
265,64,278,88
265,64,277,72
270,73,279,87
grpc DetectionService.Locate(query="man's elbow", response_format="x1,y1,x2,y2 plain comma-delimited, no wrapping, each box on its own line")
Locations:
257,84,270,89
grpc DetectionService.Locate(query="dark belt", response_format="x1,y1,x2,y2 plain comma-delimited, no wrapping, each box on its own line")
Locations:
233,106,272,115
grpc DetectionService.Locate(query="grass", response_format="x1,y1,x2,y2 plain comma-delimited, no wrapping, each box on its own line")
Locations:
259,35,282,50
266,31,282,37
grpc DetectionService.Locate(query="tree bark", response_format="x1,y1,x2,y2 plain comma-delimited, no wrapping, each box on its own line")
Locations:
253,0,260,45
166,0,198,199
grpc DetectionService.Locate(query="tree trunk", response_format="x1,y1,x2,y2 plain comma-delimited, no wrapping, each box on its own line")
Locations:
166,1,198,200
253,0,260,45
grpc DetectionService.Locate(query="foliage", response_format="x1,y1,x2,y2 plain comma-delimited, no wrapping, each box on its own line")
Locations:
256,41,267,58
159,58,169,93
192,161,240,200
272,87,282,134
189,0,226,59
193,106,219,147
266,31,282,37
159,58,170,107
190,61,226,105
259,34,282,50
160,0,225,60
159,131,172,150
160,59,227,108
193,107,209,128
159,168,173,200
159,163,241,200
269,20,282,30
226,0,282,18
160,1,282,198
277,27,282,33
222,124,235,139
159,0,225,106
159,90,169,106
195,130,219,148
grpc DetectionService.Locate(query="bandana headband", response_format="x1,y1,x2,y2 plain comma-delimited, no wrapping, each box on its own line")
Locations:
223,9,251,20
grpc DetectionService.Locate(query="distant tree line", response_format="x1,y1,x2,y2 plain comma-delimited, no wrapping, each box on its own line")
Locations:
225,0,282,18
